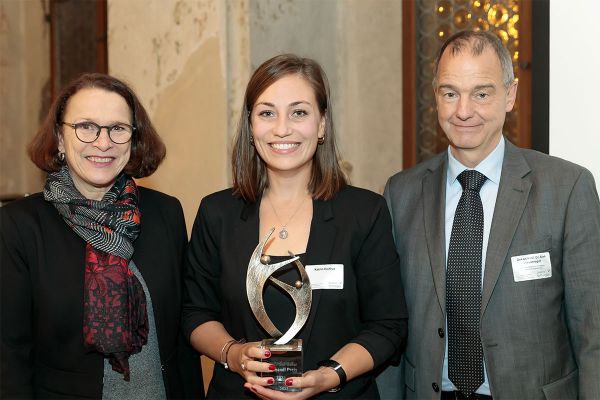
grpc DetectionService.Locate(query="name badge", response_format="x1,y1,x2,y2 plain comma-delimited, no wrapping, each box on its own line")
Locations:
510,252,552,282
306,264,344,289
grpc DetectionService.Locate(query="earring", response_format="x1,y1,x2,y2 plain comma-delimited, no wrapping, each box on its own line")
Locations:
317,136,325,145
250,135,255,146
58,152,65,162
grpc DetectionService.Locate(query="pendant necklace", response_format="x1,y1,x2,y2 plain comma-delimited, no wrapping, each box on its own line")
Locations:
267,195,308,240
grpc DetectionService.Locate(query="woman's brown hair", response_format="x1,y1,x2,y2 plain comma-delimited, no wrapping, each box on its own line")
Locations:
231,54,347,202
28,73,165,178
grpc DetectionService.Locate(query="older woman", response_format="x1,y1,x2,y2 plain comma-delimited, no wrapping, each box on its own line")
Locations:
183,54,407,399
0,73,203,399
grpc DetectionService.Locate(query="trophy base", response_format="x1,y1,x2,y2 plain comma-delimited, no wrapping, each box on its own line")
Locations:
260,338,303,392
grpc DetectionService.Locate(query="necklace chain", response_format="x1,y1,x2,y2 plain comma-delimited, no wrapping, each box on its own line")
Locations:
267,195,308,240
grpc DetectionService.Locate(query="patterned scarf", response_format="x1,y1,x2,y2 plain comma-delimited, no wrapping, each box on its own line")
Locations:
44,166,148,381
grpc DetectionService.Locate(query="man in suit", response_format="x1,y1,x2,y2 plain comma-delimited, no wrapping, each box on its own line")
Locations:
378,30,600,399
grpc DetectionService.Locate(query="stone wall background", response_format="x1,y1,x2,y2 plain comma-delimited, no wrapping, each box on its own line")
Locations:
0,0,403,223
107,0,403,231
0,0,49,198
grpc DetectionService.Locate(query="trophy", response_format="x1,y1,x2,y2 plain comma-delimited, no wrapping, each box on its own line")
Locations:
246,228,312,392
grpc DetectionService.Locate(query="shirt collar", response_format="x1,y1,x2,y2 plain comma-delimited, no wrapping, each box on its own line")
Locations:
447,135,504,186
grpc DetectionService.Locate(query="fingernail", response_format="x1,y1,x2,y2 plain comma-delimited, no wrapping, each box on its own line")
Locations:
264,350,271,358
267,378,274,385
269,364,276,371
285,378,293,386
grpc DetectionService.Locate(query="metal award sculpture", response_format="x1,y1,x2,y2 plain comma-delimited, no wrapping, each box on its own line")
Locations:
246,228,312,392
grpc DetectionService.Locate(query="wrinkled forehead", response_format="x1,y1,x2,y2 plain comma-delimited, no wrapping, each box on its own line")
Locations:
63,87,133,121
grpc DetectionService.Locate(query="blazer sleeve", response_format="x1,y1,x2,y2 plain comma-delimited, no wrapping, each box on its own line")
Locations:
0,208,35,398
182,198,223,340
168,197,206,400
349,196,408,368
562,169,600,398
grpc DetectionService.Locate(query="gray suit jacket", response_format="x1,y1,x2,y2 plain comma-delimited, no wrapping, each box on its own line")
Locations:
378,140,600,400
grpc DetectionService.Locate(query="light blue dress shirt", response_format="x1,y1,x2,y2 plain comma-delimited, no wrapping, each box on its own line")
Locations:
441,136,505,395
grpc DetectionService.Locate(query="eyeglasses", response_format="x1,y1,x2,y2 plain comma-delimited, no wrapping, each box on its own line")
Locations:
61,121,135,144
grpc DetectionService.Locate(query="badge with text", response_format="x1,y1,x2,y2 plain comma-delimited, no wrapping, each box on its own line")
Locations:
511,252,552,282
306,264,344,289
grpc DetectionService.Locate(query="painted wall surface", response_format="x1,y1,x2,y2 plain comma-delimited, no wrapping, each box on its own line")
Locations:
0,0,49,197
1,0,402,201
549,0,600,185
249,0,339,80
108,0,236,233
338,0,403,192
249,0,403,192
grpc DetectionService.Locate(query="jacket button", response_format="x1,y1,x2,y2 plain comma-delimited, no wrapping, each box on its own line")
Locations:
438,328,445,338
432,382,440,392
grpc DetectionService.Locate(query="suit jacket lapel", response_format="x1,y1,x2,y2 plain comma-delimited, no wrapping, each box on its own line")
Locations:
481,141,531,316
300,198,336,343
234,198,266,339
235,197,260,264
423,154,449,314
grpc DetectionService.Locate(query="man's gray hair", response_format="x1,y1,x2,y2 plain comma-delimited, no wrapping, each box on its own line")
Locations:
433,30,515,88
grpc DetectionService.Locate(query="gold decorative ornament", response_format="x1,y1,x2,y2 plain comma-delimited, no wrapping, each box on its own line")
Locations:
436,0,452,18
487,3,509,27
453,9,471,29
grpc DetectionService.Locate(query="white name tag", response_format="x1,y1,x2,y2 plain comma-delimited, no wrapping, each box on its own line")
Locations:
510,252,552,282
306,264,344,289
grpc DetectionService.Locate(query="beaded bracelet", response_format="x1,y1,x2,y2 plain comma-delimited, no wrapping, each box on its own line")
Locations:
220,338,246,370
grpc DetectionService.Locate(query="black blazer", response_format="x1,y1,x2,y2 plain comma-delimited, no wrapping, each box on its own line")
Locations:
183,186,408,399
1,188,204,399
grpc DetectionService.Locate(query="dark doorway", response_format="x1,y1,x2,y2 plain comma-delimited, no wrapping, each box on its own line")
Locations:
50,0,107,98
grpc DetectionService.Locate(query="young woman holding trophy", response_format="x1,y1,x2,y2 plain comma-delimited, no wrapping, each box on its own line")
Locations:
183,54,407,399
